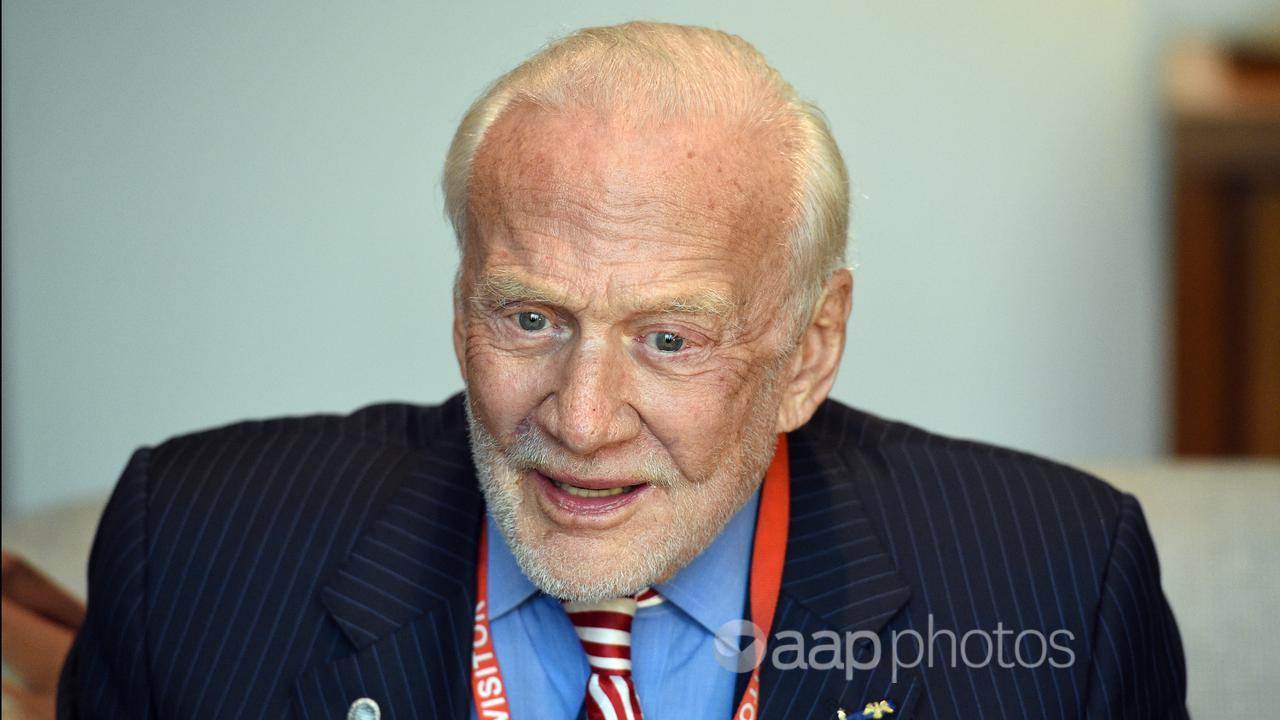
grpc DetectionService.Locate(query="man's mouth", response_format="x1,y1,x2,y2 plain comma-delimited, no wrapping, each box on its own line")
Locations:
547,477,640,498
530,469,651,526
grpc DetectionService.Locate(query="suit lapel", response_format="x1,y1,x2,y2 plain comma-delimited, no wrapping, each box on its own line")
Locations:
759,422,921,719
294,430,484,720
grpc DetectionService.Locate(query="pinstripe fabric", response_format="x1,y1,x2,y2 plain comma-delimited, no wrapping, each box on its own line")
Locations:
753,402,1188,719
59,394,1187,719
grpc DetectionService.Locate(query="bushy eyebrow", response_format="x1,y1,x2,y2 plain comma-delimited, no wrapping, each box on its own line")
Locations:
470,272,735,321
641,290,734,319
471,274,566,308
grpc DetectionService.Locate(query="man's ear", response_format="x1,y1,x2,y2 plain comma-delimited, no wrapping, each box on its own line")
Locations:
775,268,853,433
453,312,466,378
452,277,468,378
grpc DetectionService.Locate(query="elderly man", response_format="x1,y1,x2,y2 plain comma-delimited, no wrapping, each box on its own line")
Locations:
44,21,1186,720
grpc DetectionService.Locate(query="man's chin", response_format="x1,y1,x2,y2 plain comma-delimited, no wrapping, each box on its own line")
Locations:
507,524,676,602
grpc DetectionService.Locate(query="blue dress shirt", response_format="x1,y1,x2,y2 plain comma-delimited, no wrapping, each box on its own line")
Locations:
469,488,760,720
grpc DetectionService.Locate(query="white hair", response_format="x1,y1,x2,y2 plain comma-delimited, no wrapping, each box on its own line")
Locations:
442,21,849,328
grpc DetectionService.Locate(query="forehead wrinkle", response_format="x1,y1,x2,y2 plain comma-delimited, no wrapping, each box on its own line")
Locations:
470,270,737,324
495,180,738,252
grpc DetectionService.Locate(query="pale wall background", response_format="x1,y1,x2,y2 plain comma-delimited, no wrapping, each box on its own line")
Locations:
4,0,1278,515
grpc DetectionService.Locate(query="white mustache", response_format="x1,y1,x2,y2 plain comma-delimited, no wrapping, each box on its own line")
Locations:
502,426,683,488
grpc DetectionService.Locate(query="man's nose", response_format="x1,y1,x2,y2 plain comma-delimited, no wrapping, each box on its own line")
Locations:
538,339,640,456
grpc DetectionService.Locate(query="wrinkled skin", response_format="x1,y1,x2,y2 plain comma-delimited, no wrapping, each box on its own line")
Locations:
454,104,852,600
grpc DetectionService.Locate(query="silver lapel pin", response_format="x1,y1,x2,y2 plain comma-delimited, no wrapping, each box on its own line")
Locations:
347,697,381,720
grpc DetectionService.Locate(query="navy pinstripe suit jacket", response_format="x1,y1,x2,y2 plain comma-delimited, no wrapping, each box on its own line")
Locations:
58,393,1188,719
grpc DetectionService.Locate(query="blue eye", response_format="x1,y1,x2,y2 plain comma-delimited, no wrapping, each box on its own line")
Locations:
516,311,548,332
646,331,685,353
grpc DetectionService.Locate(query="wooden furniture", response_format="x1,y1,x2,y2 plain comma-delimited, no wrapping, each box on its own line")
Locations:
1169,37,1280,456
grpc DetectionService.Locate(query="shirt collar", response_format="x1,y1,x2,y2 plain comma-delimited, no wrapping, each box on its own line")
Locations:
485,513,539,620
485,487,761,636
653,487,759,635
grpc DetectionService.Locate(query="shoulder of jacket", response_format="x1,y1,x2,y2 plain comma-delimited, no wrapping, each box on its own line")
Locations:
800,397,1128,527
146,392,468,458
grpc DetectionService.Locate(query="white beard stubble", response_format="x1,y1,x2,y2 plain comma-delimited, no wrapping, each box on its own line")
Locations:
464,359,786,603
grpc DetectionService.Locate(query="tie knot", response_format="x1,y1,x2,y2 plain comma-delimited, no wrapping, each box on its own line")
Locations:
562,590,664,676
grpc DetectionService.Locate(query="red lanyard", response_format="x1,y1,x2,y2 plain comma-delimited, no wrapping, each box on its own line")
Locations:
470,434,790,719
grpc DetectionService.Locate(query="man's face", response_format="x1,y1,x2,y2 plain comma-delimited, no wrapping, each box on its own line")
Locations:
456,105,799,601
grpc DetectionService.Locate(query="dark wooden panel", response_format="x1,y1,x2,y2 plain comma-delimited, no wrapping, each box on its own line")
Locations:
1169,40,1280,457
1242,186,1280,455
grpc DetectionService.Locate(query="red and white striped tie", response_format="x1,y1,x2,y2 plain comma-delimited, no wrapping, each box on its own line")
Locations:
563,589,664,720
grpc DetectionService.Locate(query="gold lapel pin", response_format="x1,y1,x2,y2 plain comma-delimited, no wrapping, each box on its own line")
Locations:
861,699,896,718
